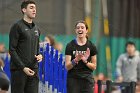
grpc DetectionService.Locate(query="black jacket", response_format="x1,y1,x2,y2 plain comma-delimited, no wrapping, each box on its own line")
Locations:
9,19,40,70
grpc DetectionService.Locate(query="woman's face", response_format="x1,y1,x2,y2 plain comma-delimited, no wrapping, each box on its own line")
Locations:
44,37,51,44
75,23,88,38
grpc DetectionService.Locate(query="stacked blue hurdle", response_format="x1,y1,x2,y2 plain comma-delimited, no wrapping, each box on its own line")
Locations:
2,43,67,93
39,43,67,93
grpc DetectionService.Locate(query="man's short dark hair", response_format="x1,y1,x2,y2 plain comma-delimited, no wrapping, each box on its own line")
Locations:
21,0,36,9
126,41,135,47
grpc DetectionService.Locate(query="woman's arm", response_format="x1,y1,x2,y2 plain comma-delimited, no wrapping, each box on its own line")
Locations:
85,55,97,70
0,58,4,67
65,55,74,71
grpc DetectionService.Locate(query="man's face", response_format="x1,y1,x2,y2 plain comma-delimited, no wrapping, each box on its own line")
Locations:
126,44,135,55
22,4,36,19
75,23,88,38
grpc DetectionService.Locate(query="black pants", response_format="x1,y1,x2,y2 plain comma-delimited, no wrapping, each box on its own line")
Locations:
11,69,39,93
0,72,10,91
67,77,94,93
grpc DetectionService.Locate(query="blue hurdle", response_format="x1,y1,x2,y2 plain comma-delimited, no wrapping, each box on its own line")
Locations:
2,43,67,93
39,43,67,93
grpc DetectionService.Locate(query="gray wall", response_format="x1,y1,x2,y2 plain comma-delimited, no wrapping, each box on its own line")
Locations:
0,0,84,35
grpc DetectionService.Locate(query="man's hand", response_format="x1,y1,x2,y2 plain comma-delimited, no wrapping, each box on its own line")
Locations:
35,54,43,62
23,67,35,76
81,48,90,63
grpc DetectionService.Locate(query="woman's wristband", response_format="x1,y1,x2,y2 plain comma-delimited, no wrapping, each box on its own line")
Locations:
71,59,76,66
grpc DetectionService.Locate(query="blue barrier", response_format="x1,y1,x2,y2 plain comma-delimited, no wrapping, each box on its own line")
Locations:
3,53,11,79
3,43,67,93
39,44,67,93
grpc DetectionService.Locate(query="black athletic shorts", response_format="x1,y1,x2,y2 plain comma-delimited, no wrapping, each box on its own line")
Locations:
67,77,94,93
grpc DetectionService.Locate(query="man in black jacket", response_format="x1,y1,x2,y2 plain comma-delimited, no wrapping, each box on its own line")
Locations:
9,1,42,93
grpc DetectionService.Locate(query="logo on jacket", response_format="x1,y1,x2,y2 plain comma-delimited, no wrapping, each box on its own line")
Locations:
25,28,29,31
35,30,39,36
